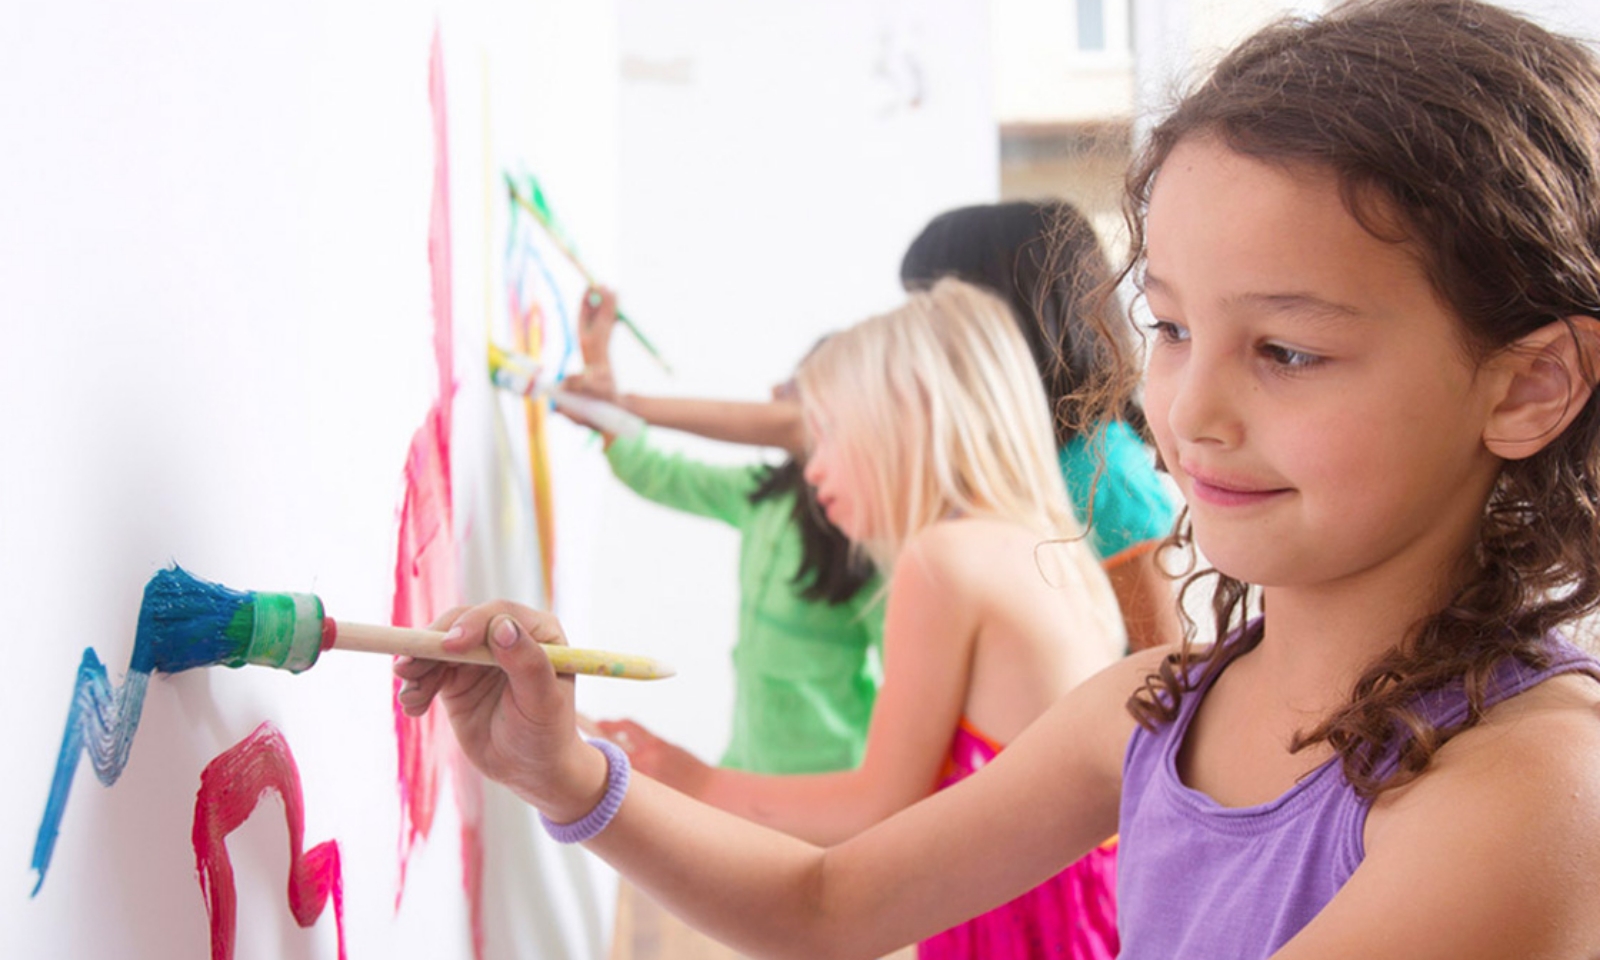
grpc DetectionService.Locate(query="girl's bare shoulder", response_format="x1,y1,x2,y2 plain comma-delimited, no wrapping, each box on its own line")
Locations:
1439,670,1600,781
1298,674,1600,957
1472,670,1600,785
1375,671,1600,818
906,516,1067,574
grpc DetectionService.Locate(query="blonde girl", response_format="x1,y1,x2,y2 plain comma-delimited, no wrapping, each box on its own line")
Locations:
598,277,1125,958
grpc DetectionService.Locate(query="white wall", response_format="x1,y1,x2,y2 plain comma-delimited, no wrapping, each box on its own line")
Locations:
993,0,1136,123
2,1,996,957
572,0,998,767
1132,0,1600,130
3,2,620,958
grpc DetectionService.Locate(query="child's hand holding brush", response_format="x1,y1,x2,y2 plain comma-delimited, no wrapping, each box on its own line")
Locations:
395,602,611,825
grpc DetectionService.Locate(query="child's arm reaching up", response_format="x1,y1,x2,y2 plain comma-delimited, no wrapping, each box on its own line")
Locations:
567,286,806,453
395,600,1147,960
617,396,803,453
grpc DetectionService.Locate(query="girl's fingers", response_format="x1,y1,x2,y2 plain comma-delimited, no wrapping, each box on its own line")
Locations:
441,600,556,652
404,600,574,722
424,604,472,634
396,669,445,715
596,717,642,737
594,718,649,754
394,653,452,716
483,611,574,698
580,286,613,325
393,654,440,681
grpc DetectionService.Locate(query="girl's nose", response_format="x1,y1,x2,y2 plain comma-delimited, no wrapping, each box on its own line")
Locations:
802,454,826,488
1164,354,1243,448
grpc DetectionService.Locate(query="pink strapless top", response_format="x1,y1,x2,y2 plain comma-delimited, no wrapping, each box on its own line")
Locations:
918,719,1120,960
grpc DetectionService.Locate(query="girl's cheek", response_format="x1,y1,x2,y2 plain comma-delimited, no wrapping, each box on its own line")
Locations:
803,449,828,486
1141,378,1176,455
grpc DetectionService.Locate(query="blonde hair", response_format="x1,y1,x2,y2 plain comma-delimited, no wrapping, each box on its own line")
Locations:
796,278,1083,572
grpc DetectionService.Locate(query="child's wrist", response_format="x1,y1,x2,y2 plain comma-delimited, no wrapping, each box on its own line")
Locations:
535,738,628,842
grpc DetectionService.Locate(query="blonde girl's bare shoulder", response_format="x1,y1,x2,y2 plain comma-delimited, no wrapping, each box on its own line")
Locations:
901,516,1072,585
889,519,993,598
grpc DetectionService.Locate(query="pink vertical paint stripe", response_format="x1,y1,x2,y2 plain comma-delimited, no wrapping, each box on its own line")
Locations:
192,723,346,960
389,25,486,956
391,414,454,892
428,22,454,428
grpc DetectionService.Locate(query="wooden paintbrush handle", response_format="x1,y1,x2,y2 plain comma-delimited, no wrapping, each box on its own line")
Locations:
328,620,674,680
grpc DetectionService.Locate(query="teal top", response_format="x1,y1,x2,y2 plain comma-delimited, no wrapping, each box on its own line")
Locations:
1059,420,1178,564
606,431,886,775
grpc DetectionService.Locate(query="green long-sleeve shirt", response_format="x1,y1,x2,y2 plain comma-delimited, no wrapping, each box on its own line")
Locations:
606,431,885,774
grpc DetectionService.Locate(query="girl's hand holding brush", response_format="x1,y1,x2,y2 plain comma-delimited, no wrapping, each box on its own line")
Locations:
558,284,626,437
395,603,609,825
577,285,620,369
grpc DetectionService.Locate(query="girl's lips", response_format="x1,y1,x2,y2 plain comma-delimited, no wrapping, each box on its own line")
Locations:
1182,468,1292,508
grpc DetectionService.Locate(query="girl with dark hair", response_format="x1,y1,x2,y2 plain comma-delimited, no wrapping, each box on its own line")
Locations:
398,2,1600,955
901,200,1181,650
562,286,882,778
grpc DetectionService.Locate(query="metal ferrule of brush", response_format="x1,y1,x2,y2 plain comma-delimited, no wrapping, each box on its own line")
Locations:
239,592,325,673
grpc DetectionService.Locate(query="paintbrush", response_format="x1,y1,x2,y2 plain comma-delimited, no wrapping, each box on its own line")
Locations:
140,566,674,680
504,174,673,374
488,342,646,438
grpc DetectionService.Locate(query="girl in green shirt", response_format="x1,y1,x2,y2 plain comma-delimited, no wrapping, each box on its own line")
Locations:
563,289,883,777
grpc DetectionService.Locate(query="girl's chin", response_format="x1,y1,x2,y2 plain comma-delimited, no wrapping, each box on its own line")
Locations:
825,508,861,540
1188,540,1311,591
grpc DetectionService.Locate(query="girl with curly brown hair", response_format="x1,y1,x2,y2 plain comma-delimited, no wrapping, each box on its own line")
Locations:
396,2,1600,955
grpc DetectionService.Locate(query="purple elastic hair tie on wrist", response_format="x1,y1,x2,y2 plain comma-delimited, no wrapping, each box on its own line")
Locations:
540,737,631,844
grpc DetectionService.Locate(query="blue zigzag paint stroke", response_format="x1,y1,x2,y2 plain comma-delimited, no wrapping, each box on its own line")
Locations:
30,650,151,895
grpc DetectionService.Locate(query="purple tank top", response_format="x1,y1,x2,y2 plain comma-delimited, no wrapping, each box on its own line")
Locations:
1117,631,1597,959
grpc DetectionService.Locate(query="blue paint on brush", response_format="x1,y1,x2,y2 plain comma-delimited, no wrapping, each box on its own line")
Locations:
135,566,257,673
30,566,317,895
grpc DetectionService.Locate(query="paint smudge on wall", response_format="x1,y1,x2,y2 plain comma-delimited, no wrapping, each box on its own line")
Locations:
503,175,582,608
29,649,151,894
390,25,487,957
193,722,346,960
509,284,556,606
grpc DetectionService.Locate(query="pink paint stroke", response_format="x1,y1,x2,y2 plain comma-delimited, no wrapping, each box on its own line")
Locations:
193,723,345,960
389,24,486,957
428,21,453,427
392,407,455,891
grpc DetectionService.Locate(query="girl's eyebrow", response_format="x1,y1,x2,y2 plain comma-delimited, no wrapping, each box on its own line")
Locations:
1143,271,1364,327
1235,292,1365,329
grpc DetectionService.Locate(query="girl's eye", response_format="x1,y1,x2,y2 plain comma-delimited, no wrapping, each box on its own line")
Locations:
1258,341,1324,370
1144,319,1189,344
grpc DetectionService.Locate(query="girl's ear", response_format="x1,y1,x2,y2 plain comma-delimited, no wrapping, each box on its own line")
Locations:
1483,317,1600,460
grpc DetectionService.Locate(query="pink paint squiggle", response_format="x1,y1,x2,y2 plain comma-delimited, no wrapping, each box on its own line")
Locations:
389,24,486,957
192,722,346,960
392,25,457,893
